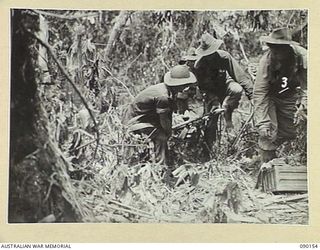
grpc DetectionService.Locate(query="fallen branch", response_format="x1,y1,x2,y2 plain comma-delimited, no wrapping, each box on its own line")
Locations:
31,9,99,20
25,27,100,159
265,194,308,206
284,203,307,213
107,198,153,217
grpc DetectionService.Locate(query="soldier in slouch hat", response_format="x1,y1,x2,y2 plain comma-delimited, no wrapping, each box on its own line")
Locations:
253,27,307,162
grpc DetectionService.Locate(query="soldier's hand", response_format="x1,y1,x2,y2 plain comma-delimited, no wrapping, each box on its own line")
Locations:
210,107,224,115
259,127,271,139
295,103,307,124
249,99,254,107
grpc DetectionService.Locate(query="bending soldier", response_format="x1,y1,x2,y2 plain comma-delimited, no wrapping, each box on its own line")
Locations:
186,32,254,158
123,65,197,165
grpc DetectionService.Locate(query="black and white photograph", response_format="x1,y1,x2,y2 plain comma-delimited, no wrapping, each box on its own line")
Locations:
9,9,308,224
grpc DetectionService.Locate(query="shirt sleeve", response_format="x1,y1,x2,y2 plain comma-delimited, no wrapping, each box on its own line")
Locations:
155,96,171,114
299,68,307,107
156,96,172,135
298,47,307,107
253,54,272,130
223,52,254,99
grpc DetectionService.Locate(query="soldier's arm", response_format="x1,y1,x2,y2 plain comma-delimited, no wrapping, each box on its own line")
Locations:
222,51,254,100
299,49,307,108
156,96,172,137
300,68,307,108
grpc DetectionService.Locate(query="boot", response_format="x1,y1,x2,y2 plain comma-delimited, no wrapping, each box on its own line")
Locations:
153,135,169,165
255,149,277,189
260,149,276,163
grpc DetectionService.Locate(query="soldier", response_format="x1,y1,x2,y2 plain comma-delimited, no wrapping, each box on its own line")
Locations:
191,32,254,157
123,65,197,165
179,47,199,68
254,27,307,162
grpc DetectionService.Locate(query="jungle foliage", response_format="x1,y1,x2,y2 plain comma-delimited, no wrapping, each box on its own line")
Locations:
9,9,308,223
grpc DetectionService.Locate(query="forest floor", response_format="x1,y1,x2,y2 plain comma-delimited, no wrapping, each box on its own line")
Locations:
61,96,308,224
77,158,308,224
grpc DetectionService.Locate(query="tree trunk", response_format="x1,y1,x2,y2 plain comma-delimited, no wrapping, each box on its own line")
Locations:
9,9,78,223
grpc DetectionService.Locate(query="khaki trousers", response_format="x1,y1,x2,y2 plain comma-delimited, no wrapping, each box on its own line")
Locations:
258,94,298,151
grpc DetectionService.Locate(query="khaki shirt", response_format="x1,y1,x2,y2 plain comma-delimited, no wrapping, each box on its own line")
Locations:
253,45,307,130
195,50,254,99
123,83,173,128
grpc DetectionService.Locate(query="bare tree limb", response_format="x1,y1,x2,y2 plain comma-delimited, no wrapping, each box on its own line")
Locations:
24,26,100,159
104,11,132,61
287,11,296,27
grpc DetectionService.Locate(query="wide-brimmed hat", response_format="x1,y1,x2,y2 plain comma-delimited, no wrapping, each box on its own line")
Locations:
164,65,197,87
260,27,299,46
180,47,199,62
195,32,223,57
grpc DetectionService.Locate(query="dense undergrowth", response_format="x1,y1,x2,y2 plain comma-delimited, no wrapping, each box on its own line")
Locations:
12,9,308,223
38,77,307,223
